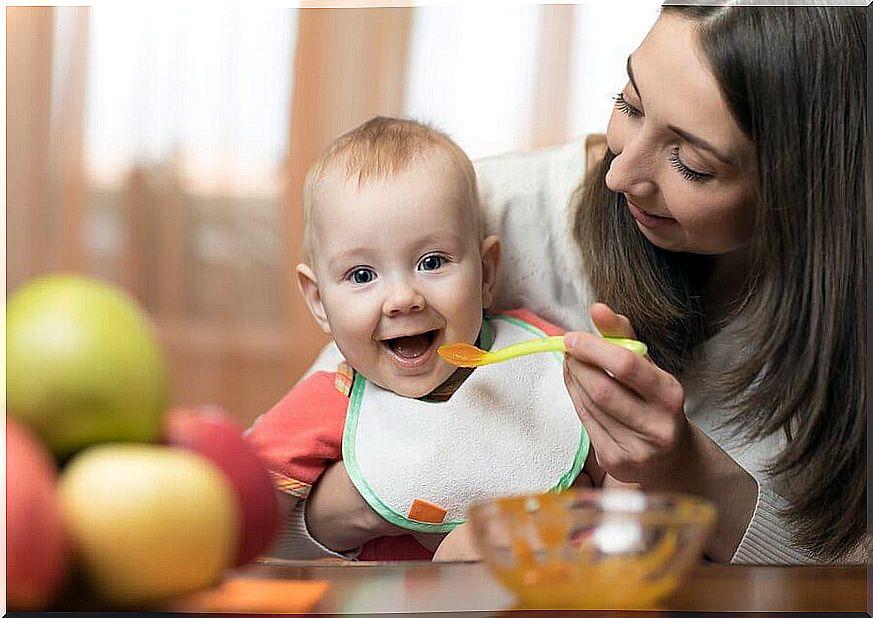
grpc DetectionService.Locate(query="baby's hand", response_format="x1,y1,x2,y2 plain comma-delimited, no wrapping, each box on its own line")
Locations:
412,531,447,553
432,523,480,562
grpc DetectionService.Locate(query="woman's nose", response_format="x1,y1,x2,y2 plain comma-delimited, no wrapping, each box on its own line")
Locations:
382,279,426,316
605,132,657,197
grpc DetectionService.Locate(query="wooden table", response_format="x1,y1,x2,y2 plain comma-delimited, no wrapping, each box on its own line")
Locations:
167,560,868,615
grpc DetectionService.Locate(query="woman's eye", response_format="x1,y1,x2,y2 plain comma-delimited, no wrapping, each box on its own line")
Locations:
349,268,376,284
613,93,642,118
419,255,445,271
669,149,713,183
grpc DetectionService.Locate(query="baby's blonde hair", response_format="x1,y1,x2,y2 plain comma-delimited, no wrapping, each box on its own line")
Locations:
302,116,482,264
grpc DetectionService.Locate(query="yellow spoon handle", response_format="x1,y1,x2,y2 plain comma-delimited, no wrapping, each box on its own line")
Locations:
479,336,566,365
603,336,648,357
480,335,647,366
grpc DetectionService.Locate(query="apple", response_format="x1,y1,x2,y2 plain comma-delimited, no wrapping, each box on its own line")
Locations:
7,419,70,610
57,443,239,606
164,405,282,565
7,273,169,457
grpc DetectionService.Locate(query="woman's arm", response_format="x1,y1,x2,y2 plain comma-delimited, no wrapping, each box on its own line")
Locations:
562,303,757,562
643,422,758,561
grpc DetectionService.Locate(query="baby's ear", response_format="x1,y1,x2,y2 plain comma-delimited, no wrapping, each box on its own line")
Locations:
296,264,332,335
480,235,501,310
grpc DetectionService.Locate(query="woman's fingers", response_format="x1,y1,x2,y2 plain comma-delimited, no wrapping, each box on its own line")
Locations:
565,367,663,480
563,333,688,483
565,358,638,434
564,358,648,472
565,343,684,442
561,305,691,487
589,302,637,339
564,330,674,406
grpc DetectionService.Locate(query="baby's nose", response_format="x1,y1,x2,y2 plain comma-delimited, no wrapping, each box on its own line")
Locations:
382,280,425,316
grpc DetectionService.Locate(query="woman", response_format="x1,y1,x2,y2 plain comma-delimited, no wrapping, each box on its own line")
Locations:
558,3,867,564
270,4,868,563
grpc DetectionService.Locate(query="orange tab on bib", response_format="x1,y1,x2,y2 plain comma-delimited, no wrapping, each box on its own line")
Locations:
408,498,447,524
334,362,354,396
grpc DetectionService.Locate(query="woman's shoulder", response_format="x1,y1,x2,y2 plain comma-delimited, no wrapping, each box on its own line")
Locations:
472,140,595,332
473,140,586,215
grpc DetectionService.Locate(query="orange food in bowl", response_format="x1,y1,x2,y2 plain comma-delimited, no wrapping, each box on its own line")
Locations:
468,489,715,609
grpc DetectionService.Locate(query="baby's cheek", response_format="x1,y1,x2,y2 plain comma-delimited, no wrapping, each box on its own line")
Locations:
453,293,486,337
330,314,377,358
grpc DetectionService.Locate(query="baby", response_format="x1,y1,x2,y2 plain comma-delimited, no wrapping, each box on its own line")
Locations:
246,117,591,560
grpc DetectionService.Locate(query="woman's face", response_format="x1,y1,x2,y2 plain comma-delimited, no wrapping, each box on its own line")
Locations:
605,12,759,256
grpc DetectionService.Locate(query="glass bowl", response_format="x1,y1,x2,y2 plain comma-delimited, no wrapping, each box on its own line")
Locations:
468,489,716,609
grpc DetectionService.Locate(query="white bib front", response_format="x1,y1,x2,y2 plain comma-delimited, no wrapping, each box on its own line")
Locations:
342,314,588,533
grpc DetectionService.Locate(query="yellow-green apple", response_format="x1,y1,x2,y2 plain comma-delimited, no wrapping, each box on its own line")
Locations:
7,419,70,610
7,274,168,458
164,405,282,565
57,443,238,606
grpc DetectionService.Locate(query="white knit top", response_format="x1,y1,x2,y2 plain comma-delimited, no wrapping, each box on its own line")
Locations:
270,140,865,565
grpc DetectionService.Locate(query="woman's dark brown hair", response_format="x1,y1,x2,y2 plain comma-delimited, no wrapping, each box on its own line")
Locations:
573,5,866,559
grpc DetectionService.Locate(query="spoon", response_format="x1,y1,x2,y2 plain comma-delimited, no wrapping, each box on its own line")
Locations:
438,335,647,368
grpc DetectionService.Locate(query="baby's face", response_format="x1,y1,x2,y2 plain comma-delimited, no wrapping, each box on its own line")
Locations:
309,153,488,398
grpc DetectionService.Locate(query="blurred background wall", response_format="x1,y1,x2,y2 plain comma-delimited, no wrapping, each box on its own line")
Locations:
7,2,661,426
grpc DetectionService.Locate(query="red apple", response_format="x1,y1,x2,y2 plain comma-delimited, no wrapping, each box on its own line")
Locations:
164,406,282,565
7,419,69,610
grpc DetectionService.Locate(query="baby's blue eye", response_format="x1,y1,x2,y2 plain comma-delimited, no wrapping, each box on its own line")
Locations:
349,268,376,284
419,255,445,271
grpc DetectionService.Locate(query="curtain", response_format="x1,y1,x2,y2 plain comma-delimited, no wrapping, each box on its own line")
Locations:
569,2,662,140
7,3,661,425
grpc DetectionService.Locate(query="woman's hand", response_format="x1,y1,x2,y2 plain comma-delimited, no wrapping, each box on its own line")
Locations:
563,303,757,561
563,303,690,486
305,461,405,553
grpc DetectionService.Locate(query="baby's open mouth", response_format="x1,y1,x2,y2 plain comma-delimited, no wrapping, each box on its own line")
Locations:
383,330,438,360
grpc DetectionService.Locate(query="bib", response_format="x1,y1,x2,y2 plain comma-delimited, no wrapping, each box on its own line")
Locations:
342,314,588,533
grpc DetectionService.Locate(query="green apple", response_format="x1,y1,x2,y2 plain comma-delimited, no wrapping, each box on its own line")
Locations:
58,443,239,606
7,274,168,457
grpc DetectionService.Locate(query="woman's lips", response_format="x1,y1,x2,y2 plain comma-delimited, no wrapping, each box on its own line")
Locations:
626,199,677,229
